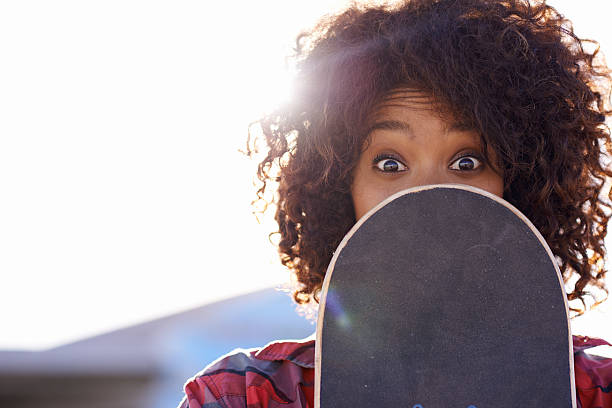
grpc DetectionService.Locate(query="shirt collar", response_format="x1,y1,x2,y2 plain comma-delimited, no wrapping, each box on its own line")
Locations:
573,335,611,353
254,333,316,368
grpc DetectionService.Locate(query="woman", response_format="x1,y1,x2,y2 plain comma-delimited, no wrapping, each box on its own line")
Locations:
179,0,612,406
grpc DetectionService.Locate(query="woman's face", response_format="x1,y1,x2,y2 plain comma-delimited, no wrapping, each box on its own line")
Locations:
351,93,504,220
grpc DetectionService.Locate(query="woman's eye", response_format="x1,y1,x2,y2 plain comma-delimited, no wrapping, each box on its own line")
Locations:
449,155,482,171
375,157,407,172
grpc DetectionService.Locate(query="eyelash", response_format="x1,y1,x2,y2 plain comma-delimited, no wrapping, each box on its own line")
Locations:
371,152,484,173
372,153,407,173
449,152,484,172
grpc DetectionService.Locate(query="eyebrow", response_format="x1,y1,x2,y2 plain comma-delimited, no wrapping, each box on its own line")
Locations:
368,120,411,134
367,120,474,135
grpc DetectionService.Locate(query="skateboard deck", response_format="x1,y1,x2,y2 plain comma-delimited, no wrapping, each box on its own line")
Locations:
315,184,575,408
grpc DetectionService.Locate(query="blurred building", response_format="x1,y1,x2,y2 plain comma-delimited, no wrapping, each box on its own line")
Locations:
0,288,314,408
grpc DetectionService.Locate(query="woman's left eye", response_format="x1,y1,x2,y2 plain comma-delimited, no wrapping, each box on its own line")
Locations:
449,155,482,171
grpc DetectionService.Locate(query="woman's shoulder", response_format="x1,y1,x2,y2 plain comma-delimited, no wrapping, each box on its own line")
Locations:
573,335,612,408
178,334,315,408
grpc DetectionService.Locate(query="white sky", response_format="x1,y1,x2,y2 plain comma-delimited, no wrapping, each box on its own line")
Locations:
0,0,610,350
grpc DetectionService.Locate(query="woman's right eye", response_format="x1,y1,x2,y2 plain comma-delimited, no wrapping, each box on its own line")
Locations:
373,156,407,172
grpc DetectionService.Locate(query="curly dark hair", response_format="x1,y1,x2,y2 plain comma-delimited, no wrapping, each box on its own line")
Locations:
247,0,612,315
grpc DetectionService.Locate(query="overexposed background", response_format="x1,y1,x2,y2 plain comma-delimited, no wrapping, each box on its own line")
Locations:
0,0,610,350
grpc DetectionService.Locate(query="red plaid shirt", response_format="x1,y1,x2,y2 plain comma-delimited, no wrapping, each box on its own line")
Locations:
178,334,612,408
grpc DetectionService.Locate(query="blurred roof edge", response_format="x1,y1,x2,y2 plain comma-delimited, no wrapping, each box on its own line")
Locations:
0,286,313,376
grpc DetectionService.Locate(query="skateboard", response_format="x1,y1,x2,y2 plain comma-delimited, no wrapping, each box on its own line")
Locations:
315,184,575,407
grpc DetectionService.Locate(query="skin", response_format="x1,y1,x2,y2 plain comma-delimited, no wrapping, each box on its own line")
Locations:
351,92,504,219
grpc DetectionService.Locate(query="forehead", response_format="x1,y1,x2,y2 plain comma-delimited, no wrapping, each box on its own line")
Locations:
367,89,475,135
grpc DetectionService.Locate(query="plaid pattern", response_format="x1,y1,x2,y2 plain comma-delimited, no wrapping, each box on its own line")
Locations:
574,335,612,408
178,334,611,408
